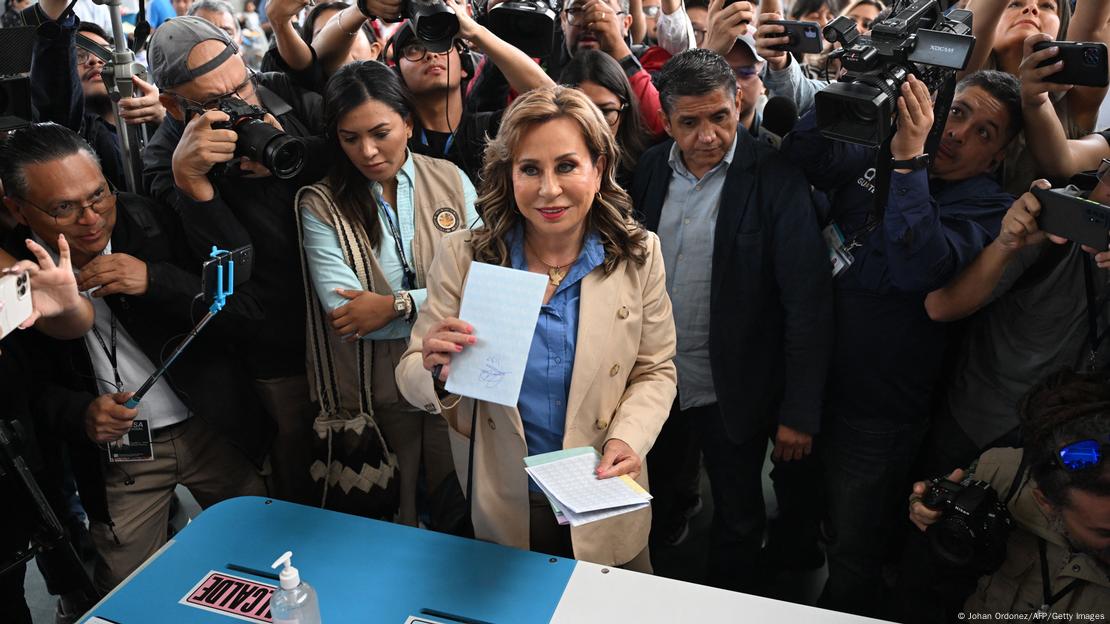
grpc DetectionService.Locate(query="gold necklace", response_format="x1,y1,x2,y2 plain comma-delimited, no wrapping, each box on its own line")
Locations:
525,238,576,287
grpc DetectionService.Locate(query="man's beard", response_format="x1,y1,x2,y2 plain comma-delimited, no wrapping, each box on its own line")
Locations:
86,92,114,118
1049,512,1110,569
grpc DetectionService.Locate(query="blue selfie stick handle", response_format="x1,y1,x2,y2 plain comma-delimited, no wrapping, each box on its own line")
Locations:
124,246,234,409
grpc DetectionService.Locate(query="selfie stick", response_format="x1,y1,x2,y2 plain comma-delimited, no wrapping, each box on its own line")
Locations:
123,246,235,409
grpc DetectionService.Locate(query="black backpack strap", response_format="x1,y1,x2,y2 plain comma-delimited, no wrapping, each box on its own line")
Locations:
1003,449,1031,507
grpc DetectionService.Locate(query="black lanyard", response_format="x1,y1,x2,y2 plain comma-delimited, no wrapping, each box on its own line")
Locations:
1081,257,1110,371
90,313,123,391
378,197,416,290
1036,538,1082,615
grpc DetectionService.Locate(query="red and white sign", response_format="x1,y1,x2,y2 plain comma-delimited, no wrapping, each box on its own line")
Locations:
180,570,276,622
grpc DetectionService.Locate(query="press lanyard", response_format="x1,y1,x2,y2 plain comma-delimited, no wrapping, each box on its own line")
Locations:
1036,538,1081,615
378,196,416,290
419,128,454,157
90,313,123,391
1081,257,1110,371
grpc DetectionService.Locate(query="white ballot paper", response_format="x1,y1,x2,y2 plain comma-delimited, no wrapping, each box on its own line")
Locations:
445,262,547,406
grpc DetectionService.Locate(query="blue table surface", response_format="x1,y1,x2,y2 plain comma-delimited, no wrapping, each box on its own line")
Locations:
82,497,577,623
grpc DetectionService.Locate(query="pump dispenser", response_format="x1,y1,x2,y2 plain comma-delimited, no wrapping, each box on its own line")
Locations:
270,551,321,624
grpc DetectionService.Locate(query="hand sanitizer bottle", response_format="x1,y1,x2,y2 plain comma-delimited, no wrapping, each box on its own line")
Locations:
270,551,321,624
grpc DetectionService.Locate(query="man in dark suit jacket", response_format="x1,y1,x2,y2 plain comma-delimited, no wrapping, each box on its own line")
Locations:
1,123,273,594
631,48,833,592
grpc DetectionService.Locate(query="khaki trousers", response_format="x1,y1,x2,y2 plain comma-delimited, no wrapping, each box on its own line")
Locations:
374,405,455,526
254,375,316,506
89,416,266,594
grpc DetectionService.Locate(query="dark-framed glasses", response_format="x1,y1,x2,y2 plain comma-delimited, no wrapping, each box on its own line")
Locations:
167,70,258,115
76,46,111,65
12,179,118,225
564,5,627,25
598,101,628,126
1056,437,1108,472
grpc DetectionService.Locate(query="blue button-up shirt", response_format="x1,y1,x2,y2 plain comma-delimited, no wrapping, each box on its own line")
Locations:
657,136,738,409
511,225,606,458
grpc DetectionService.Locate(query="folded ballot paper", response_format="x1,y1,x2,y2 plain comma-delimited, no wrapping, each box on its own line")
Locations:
524,447,652,527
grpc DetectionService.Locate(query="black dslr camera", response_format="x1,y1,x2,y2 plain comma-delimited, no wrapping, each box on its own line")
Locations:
815,0,976,147
212,99,305,180
367,0,459,53
478,0,558,59
921,476,1013,574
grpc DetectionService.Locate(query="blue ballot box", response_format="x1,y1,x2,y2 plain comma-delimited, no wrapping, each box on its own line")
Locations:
79,497,887,624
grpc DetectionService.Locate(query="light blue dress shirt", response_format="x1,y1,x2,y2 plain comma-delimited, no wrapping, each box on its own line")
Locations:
511,225,605,458
301,151,480,340
657,137,738,409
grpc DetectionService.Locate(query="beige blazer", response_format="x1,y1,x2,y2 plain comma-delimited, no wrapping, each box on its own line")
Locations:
396,229,677,566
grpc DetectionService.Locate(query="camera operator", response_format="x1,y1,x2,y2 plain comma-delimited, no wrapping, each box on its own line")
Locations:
908,369,1110,617
1020,33,1110,182
780,69,1022,616
23,0,166,190
1,123,271,596
396,0,554,183
142,16,329,505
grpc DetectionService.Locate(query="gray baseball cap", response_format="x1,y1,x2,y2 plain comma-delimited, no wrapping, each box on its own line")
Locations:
148,16,239,89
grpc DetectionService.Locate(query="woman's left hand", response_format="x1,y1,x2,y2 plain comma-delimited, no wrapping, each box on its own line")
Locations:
596,438,642,480
331,288,396,341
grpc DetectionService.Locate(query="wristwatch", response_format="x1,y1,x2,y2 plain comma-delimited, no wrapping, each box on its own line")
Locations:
618,54,643,79
891,154,931,171
393,290,414,321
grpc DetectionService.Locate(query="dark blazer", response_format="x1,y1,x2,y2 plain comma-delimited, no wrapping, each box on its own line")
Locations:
7,194,274,524
631,131,834,442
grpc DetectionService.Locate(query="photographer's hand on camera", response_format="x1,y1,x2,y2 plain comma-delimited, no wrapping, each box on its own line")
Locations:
703,0,755,57
756,11,792,71
85,392,139,443
891,75,934,165
909,468,965,532
1019,33,1072,109
172,111,238,202
76,253,150,298
331,288,398,342
118,76,167,127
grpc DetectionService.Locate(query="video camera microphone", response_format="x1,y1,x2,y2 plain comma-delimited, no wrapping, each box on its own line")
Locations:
757,96,798,149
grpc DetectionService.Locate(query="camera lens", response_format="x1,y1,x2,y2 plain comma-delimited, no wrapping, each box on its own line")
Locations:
929,518,976,568
1084,47,1100,65
266,135,306,179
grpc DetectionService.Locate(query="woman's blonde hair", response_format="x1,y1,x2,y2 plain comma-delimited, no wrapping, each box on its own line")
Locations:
471,85,648,273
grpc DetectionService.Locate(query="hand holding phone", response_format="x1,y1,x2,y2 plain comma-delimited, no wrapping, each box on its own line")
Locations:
1033,40,1109,88
761,19,823,54
0,271,33,341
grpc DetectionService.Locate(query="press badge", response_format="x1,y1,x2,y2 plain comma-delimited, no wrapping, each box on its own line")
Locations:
822,223,854,277
108,419,154,462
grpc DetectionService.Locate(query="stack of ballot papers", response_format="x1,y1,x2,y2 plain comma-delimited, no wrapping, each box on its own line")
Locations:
524,447,653,527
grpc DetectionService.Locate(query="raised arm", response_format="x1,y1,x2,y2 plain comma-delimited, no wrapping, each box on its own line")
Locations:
447,0,554,94
1064,0,1110,132
961,0,1008,76
630,0,647,44
266,0,314,72
312,0,400,74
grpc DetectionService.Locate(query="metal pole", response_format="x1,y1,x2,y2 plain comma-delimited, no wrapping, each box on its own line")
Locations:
98,0,144,193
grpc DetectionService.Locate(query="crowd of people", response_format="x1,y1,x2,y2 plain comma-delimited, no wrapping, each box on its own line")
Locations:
1,0,1109,622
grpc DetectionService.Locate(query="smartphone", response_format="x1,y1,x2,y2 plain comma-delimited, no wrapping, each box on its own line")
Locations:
0,270,33,340
1033,41,1109,88
1032,187,1110,250
763,19,824,55
201,245,253,305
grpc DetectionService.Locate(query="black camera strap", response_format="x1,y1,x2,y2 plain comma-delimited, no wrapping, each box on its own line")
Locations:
1081,257,1110,371
1036,538,1082,615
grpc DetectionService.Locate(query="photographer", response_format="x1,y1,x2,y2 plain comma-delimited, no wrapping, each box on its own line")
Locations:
142,16,329,505
24,0,166,190
908,369,1110,617
1,123,270,595
780,70,1022,616
397,0,554,183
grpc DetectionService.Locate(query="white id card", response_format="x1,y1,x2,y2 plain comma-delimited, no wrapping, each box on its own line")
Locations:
822,223,854,277
108,419,154,462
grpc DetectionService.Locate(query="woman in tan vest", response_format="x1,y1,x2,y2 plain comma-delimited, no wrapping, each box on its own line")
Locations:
296,61,480,525
395,87,677,569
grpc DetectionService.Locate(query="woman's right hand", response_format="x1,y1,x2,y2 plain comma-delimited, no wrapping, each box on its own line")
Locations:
1019,33,1071,108
421,317,476,382
756,12,791,71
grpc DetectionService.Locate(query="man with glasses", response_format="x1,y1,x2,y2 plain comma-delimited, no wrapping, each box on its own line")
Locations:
908,369,1110,618
0,122,269,594
722,32,766,136
394,0,553,183
142,16,330,506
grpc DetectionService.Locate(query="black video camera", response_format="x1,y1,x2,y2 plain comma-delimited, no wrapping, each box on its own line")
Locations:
211,99,305,180
371,0,460,53
815,0,975,147
921,476,1012,575
0,27,35,134
479,0,558,59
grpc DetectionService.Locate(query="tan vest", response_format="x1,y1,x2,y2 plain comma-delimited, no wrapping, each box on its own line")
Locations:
294,153,469,415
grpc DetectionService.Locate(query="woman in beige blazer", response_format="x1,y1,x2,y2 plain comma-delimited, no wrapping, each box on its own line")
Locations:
395,86,677,570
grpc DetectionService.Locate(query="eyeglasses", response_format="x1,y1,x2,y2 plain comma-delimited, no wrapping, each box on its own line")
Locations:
166,70,257,114
76,46,110,65
401,42,457,63
598,102,627,126
733,65,761,80
1056,437,1108,472
11,179,117,225
564,6,628,25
